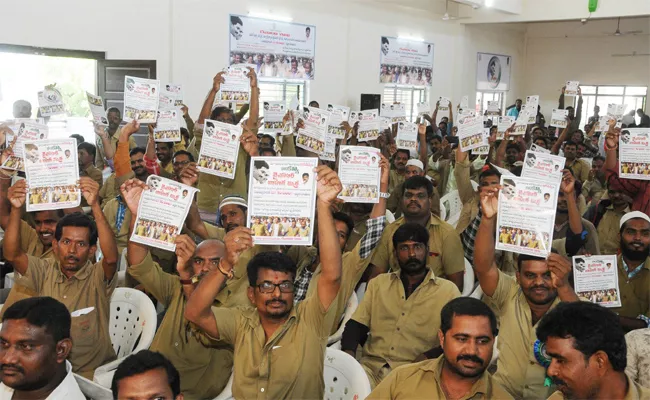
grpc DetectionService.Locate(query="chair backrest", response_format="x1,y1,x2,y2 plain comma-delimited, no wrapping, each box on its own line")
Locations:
439,201,447,221
119,247,128,272
324,348,371,400
327,292,358,345
74,373,113,400
108,288,157,358
462,258,475,297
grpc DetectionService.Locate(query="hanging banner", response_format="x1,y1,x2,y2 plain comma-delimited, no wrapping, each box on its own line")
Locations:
379,36,433,86
229,14,315,80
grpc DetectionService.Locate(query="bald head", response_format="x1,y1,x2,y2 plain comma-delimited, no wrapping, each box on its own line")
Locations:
192,239,225,275
13,100,32,118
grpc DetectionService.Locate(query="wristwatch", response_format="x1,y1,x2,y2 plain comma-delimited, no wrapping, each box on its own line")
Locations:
180,274,202,286
380,192,391,199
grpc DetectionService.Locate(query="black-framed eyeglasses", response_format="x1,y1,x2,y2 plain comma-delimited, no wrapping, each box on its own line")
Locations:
256,281,295,294
173,160,192,168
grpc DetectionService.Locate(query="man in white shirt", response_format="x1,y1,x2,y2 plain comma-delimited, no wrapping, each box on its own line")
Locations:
0,297,84,400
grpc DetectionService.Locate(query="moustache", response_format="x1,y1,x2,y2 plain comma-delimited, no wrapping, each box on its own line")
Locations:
408,201,421,208
457,354,484,365
1,364,24,374
530,285,550,291
551,377,567,387
65,255,80,263
265,299,287,306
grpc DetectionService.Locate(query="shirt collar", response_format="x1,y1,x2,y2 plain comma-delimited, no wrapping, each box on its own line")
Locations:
398,214,440,227
425,356,490,397
390,267,437,283
54,260,95,283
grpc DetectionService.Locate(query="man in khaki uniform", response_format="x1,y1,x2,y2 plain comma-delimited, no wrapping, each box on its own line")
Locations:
474,185,579,399
367,297,513,399
78,142,103,186
370,175,464,290
194,68,259,221
562,141,590,183
185,165,343,399
388,150,409,196
2,177,119,379
342,223,460,388
538,302,650,400
388,159,440,218
95,108,137,171
608,212,650,332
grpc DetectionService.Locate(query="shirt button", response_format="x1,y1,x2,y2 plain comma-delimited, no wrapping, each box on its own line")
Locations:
529,361,535,365
63,295,67,299
401,313,405,316
391,347,394,350
260,388,265,393
174,342,178,347
397,327,400,331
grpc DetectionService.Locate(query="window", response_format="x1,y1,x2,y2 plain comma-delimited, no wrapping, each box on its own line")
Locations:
383,85,429,122
573,85,647,129
257,78,308,117
476,91,506,115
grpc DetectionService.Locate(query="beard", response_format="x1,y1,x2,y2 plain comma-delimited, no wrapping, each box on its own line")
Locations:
400,257,426,274
621,240,650,261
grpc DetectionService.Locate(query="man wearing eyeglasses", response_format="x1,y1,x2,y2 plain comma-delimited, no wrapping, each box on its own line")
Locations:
120,178,236,399
185,165,344,399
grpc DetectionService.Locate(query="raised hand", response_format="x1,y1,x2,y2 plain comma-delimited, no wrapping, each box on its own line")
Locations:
246,67,258,88
174,234,197,277
222,227,254,270
1,136,17,166
379,153,390,186
547,253,572,289
213,71,226,93
180,104,189,118
94,123,108,140
79,176,100,206
240,125,259,156
119,178,148,214
479,186,500,219
605,127,620,149
560,169,575,195
179,162,199,187
121,120,141,137
7,180,28,209
315,165,342,206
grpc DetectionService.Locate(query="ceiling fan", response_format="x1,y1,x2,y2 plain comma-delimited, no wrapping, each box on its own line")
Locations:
611,51,650,57
603,17,643,36
442,0,471,21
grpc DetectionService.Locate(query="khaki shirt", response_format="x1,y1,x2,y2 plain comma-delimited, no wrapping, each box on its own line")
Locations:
99,174,117,208
19,220,55,260
597,206,629,255
344,217,369,253
194,124,249,213
128,253,233,399
388,182,441,219
305,240,372,335
565,158,590,184
484,270,560,400
370,215,465,279
547,375,650,400
352,269,460,387
455,157,480,234
368,356,513,400
388,169,406,198
611,255,650,318
202,292,338,399
81,164,103,186
95,128,137,170
9,257,117,379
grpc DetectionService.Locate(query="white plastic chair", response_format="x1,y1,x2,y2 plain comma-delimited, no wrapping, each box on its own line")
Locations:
327,292,358,345
439,201,447,222
93,288,157,388
74,373,113,400
212,371,234,400
117,248,128,287
355,282,367,303
462,258,475,297
385,210,395,224
324,348,371,400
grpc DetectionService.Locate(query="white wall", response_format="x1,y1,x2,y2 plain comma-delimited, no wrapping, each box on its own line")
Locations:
522,17,650,116
460,23,527,109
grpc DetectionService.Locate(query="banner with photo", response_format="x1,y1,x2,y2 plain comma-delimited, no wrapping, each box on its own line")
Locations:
124,76,160,123
619,128,650,180
296,106,330,155
458,115,485,152
154,110,181,142
247,157,318,245
229,14,316,80
326,104,350,139
23,138,80,212
338,146,381,204
350,109,380,142
86,92,108,126
521,150,566,184
396,122,417,152
159,84,183,111
263,101,286,135
573,255,621,308
476,52,512,92
2,121,49,172
379,36,433,86
37,87,65,117
131,175,198,252
197,119,242,179
496,175,558,258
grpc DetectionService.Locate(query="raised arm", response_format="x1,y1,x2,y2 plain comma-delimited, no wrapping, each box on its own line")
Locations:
494,126,514,167
559,85,566,109
604,122,619,172
575,87,583,124
121,179,150,268
454,146,474,204
560,170,582,235
0,142,16,230
473,186,501,297
551,118,571,155
314,165,344,311
3,180,29,274
81,177,118,279
198,72,225,124
184,226,252,339
244,68,259,134
418,123,428,167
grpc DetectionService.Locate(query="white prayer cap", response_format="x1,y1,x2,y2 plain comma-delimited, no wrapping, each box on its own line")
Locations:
218,195,248,211
620,211,650,229
406,159,424,171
